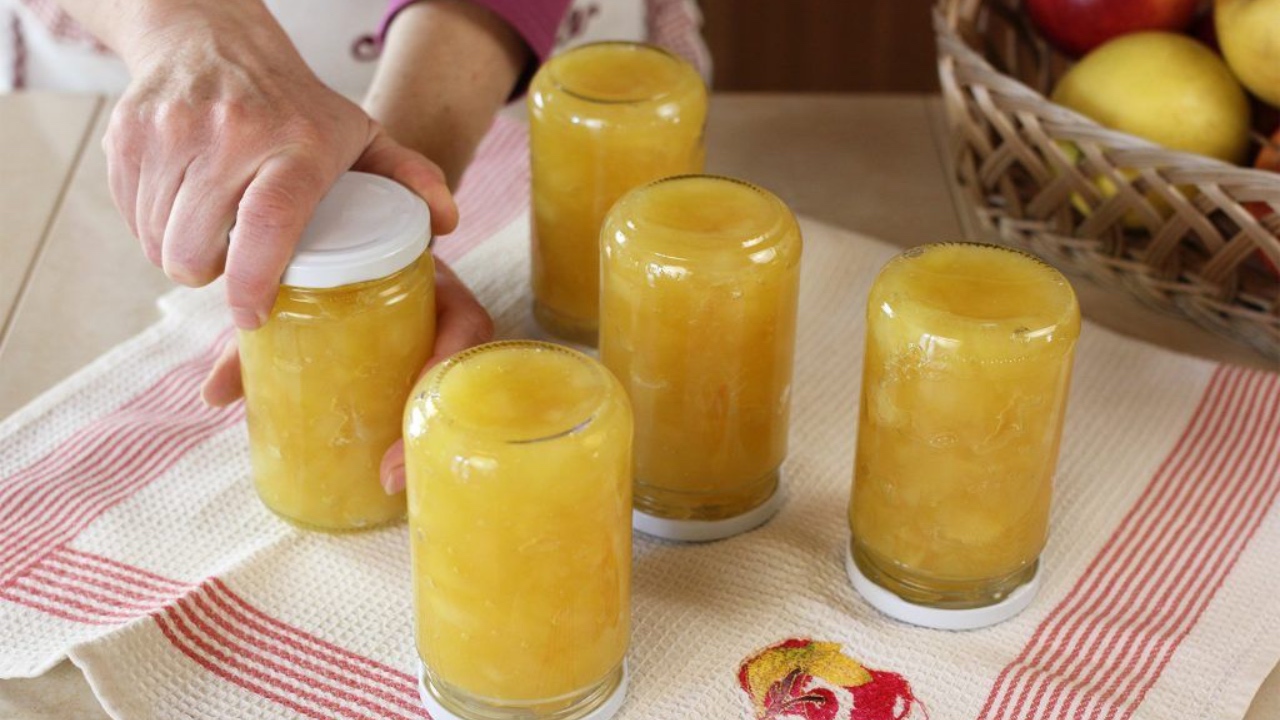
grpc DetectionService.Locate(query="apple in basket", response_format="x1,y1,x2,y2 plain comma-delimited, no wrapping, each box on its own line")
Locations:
1050,32,1252,226
1050,32,1251,163
1245,128,1280,278
1215,0,1280,108
1025,0,1201,57
1247,128,1280,217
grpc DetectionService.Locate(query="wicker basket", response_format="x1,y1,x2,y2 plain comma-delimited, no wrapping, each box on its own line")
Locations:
936,0,1280,361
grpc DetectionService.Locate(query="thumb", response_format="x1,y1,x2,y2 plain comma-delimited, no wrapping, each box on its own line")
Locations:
353,127,459,237
380,440,407,495
201,335,244,407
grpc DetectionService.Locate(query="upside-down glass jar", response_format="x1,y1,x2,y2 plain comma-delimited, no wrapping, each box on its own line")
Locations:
599,175,802,541
238,172,435,532
528,41,707,344
405,341,633,720
847,243,1079,629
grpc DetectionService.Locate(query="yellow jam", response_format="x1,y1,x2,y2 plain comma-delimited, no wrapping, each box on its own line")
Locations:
528,42,707,343
599,176,802,521
850,244,1079,607
239,253,435,531
405,341,632,709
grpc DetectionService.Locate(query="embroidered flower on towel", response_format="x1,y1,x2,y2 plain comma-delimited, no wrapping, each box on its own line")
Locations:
737,639,927,720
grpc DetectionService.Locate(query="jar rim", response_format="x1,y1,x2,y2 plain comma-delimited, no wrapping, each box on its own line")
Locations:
869,242,1082,360
416,341,616,445
605,174,800,264
546,41,699,106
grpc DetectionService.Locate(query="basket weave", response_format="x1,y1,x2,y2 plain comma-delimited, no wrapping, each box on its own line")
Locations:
936,0,1280,360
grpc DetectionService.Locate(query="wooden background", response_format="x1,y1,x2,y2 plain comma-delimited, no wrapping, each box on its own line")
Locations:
699,0,940,92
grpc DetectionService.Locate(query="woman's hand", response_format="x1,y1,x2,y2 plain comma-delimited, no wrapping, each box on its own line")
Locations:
57,0,529,495
201,258,495,492
92,0,458,328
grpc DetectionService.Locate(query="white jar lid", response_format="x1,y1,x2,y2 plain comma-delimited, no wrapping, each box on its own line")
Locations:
845,547,1040,630
632,487,785,542
280,172,431,288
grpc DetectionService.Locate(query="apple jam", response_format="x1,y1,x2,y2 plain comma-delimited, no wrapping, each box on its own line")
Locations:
239,173,434,532
528,42,707,344
405,341,632,715
849,243,1079,609
599,175,801,535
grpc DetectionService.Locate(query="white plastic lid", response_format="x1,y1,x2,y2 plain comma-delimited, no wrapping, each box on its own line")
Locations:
845,547,1040,630
419,661,628,720
280,172,431,288
632,487,785,542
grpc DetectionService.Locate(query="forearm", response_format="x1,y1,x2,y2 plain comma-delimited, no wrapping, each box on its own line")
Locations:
364,0,527,189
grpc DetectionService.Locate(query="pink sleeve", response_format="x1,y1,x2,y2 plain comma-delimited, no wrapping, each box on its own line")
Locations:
380,0,572,62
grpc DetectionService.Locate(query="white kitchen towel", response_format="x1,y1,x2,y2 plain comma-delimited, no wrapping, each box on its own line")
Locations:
2,117,1279,720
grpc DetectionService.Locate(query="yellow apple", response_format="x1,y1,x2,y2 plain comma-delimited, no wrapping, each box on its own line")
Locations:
1052,32,1251,165
1216,0,1280,108
1055,139,1186,228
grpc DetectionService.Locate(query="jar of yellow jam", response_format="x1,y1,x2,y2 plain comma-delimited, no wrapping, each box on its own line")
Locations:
599,175,801,541
847,243,1079,629
404,341,632,720
528,41,707,344
239,172,435,532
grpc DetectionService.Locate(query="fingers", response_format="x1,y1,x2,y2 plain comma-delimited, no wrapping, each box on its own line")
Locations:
105,98,239,283
102,110,144,251
423,259,494,373
162,164,242,287
225,153,334,329
105,152,142,244
134,155,187,269
353,128,459,236
380,441,407,494
150,160,236,287
200,337,244,407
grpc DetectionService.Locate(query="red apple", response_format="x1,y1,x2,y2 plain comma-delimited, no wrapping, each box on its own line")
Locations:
1245,128,1280,278
1026,0,1203,57
1190,6,1219,50
1246,127,1280,218
1253,127,1280,173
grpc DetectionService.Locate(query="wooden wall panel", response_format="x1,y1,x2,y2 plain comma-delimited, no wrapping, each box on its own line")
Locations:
700,0,940,92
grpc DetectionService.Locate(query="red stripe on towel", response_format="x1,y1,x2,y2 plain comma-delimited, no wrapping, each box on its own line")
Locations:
0,333,241,585
978,366,1280,720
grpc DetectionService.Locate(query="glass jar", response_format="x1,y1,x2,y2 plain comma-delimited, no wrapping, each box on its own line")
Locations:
599,175,801,541
404,341,633,720
528,41,707,344
239,172,434,532
848,243,1079,628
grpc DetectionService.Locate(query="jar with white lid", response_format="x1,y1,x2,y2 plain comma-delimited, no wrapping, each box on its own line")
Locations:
239,172,435,531
847,243,1079,629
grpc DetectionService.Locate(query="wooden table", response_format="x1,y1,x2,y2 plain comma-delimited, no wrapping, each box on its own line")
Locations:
1,92,1276,719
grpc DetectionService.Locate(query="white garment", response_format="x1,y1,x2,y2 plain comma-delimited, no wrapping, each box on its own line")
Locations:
2,0,701,96
6,0,129,92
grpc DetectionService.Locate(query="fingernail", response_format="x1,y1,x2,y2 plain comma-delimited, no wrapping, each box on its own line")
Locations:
198,380,215,407
232,308,266,330
382,463,406,495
